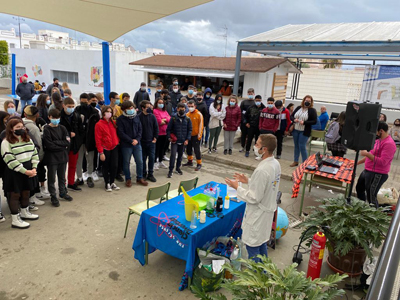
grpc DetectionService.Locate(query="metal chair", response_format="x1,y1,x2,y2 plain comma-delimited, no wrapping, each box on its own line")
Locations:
308,130,327,155
123,182,171,238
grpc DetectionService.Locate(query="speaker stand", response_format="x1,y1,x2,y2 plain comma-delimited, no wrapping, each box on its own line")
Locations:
346,150,360,204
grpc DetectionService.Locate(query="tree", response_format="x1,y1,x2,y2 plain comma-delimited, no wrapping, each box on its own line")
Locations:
0,41,8,65
322,59,342,69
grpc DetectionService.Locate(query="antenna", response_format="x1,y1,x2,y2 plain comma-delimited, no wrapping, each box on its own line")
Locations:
12,16,25,48
218,25,228,57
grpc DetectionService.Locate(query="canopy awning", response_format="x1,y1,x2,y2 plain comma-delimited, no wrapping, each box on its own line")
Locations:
0,0,212,42
132,66,237,78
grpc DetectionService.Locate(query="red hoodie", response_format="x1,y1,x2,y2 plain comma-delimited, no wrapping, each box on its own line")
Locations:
95,119,119,153
259,107,280,132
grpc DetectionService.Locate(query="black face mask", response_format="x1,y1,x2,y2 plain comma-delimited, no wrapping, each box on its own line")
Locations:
80,102,88,107
14,129,25,136
163,96,168,101
90,102,97,108
304,102,311,107
146,108,153,114
178,110,185,116
197,98,202,102
98,101,105,106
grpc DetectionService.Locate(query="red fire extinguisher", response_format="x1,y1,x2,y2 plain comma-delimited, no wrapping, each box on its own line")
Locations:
306,231,326,280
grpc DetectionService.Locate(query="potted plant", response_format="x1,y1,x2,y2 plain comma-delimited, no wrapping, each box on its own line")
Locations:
191,256,347,300
301,195,391,276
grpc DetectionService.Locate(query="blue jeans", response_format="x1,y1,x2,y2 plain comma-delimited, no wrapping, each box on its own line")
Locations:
20,99,32,113
141,141,156,177
121,145,143,180
246,242,268,263
292,129,309,162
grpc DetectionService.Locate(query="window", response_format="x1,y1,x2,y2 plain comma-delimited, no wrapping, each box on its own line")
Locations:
16,67,26,76
52,70,79,85
10,43,15,49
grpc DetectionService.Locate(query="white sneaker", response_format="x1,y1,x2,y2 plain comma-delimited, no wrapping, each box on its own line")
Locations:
11,214,30,229
40,186,51,196
29,196,45,206
82,172,89,181
92,172,99,182
0,212,5,223
111,183,120,190
105,184,112,192
29,205,38,211
154,162,159,170
159,162,168,169
183,153,187,159
35,192,50,200
163,155,170,161
20,207,39,220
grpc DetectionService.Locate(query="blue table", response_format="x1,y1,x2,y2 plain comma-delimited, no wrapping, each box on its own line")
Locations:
7,94,39,104
132,182,246,279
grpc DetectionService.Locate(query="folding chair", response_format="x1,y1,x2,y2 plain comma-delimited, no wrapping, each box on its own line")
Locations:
123,182,170,238
168,177,199,199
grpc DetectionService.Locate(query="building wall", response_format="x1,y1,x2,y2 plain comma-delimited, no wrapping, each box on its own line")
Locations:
10,48,151,98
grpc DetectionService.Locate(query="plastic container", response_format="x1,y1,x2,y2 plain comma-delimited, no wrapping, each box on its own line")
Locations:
224,196,230,209
190,210,197,229
191,194,210,211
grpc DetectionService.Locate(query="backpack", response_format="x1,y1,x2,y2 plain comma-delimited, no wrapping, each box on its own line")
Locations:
325,121,340,143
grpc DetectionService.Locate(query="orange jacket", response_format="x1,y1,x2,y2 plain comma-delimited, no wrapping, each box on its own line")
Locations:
218,85,232,96
187,109,204,139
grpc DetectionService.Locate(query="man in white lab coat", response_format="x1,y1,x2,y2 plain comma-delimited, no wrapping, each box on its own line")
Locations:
225,134,281,262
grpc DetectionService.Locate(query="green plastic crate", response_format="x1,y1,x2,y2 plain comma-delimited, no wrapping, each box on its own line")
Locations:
191,193,213,211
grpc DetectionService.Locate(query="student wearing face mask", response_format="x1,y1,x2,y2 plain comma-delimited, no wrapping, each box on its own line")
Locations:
244,95,265,158
138,100,159,183
274,100,292,159
290,95,317,167
356,121,396,208
60,97,85,192
153,97,171,169
95,106,120,192
117,101,148,187
89,93,101,117
168,78,179,92
223,96,241,155
36,94,50,123
133,82,150,109
169,84,183,112
95,93,105,109
259,97,280,135
43,109,73,207
186,85,197,102
1,118,40,228
196,91,210,147
155,83,163,101
389,118,400,145
239,88,256,152
4,100,21,118
208,94,225,153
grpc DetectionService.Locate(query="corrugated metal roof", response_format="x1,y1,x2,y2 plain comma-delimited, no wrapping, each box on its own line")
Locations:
240,22,400,43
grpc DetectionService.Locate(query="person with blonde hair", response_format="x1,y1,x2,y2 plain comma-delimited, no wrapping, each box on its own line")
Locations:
62,82,69,91
4,100,21,117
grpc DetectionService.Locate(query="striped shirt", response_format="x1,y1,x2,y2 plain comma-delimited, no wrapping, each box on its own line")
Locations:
1,138,39,174
294,108,308,131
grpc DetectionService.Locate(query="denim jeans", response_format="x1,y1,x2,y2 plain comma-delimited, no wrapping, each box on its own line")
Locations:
121,145,143,180
292,129,309,162
246,242,268,263
20,99,32,113
141,141,156,177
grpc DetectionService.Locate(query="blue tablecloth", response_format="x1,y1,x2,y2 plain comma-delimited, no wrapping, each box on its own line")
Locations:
7,94,39,104
132,182,246,277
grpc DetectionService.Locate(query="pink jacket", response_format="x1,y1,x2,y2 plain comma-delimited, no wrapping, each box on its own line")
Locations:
153,108,171,136
365,136,397,174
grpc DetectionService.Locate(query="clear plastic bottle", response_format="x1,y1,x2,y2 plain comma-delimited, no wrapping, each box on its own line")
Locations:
230,245,240,260
190,210,197,229
224,195,230,209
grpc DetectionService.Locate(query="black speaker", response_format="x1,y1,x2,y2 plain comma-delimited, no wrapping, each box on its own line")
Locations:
341,101,382,151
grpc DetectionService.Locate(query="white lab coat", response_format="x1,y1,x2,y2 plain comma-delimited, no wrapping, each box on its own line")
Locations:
237,156,281,247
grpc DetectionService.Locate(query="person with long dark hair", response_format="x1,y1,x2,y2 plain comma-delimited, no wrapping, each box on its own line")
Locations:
95,106,120,192
36,93,50,123
208,94,225,153
326,111,347,157
153,97,170,169
1,118,39,228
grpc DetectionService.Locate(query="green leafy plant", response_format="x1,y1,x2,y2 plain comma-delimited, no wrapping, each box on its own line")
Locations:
192,256,347,300
301,195,390,259
0,41,9,65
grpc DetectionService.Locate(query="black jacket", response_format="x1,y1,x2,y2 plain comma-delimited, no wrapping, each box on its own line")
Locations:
75,104,100,151
169,91,183,109
38,107,50,124
133,89,150,108
138,112,159,143
196,101,210,127
291,106,318,137
245,103,265,127
60,110,85,154
166,115,192,144
46,83,64,97
16,82,35,100
42,125,70,165
240,99,255,125
116,114,142,148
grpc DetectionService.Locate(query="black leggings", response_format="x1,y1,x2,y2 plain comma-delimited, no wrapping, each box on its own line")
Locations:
356,170,388,208
7,191,30,214
103,147,118,186
156,135,167,162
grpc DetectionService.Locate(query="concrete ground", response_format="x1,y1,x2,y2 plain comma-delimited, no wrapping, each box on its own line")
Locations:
0,158,365,300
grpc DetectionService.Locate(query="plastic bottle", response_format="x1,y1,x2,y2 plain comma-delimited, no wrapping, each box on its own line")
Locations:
224,195,230,209
200,210,206,224
190,210,197,229
227,236,233,249
216,196,223,212
230,245,240,260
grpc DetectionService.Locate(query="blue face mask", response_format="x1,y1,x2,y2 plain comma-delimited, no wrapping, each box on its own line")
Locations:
7,108,15,114
126,109,136,115
267,104,274,109
188,90,194,95
51,118,60,125
158,104,164,109
230,101,236,106
98,101,105,106
66,107,75,114
157,89,161,92
255,101,261,106
115,100,121,105
248,95,254,100
46,100,51,105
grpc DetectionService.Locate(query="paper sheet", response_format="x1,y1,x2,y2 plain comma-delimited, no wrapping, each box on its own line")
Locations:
212,260,226,274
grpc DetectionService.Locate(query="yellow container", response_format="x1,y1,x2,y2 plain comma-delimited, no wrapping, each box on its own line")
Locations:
182,187,199,221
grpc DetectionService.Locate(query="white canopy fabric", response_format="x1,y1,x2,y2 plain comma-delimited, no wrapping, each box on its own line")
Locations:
132,66,237,78
1,0,212,42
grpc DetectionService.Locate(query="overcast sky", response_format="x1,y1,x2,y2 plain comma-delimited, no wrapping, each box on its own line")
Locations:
0,0,399,57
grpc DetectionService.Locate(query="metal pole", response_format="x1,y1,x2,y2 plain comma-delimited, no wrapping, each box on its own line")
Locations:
346,150,359,202
102,41,111,105
18,17,22,49
233,45,242,95
11,54,16,94
365,197,400,300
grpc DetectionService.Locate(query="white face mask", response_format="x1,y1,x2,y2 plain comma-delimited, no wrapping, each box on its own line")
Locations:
173,88,179,93
188,107,195,112
253,145,264,158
